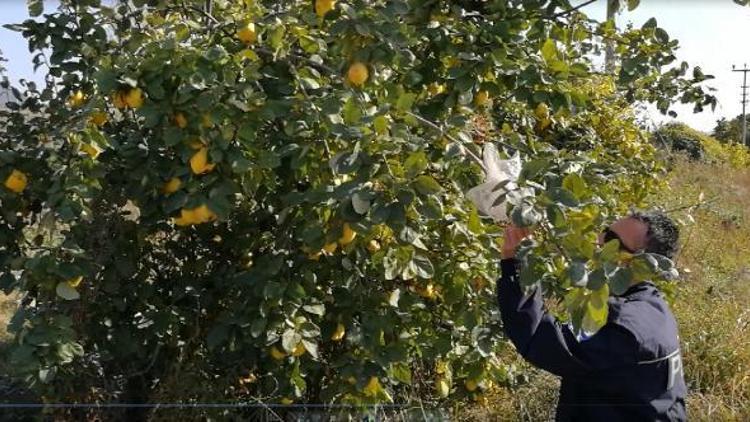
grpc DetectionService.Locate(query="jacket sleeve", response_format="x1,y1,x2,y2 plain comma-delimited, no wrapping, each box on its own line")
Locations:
497,258,639,377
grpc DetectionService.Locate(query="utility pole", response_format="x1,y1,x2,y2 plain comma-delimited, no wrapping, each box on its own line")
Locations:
732,64,750,147
605,0,618,73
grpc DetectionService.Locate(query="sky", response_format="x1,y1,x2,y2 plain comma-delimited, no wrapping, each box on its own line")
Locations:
1,0,750,132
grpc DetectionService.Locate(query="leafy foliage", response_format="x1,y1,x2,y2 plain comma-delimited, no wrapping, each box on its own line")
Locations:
0,0,716,411
712,114,750,146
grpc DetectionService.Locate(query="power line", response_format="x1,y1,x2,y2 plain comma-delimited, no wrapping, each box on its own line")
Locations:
732,64,750,147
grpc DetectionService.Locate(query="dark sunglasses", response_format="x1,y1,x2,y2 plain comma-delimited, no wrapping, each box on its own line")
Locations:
603,228,638,254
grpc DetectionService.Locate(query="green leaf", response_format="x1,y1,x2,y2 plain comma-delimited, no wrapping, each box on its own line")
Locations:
404,151,428,178
395,92,417,111
412,253,434,279
582,285,609,333
413,175,442,195
600,239,621,262
301,339,319,359
548,187,579,207
163,127,183,147
566,261,588,287
207,325,229,350
541,39,558,63
303,303,326,316
609,267,633,295
204,45,228,62
55,282,80,301
351,191,371,214
282,329,301,353
631,255,657,281
389,362,412,385
562,173,587,199
38,367,56,383
342,97,361,125
626,0,640,11
587,268,607,291
468,207,482,233
373,115,390,134
655,28,669,43
94,69,118,92
27,0,43,17
388,288,401,307
520,159,549,181
0,272,17,294
511,203,541,227
642,17,658,29
250,318,266,338
383,249,402,281
256,150,280,169
546,204,565,229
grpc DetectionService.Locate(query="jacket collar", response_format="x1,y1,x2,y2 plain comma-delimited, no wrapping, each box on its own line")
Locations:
618,281,658,298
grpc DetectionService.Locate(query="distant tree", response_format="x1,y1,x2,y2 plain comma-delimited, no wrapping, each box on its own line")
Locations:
0,49,9,106
712,114,750,144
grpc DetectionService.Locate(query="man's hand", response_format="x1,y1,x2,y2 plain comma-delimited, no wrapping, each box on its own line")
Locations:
502,225,531,259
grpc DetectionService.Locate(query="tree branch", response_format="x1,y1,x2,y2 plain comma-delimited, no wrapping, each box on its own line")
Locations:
553,0,599,18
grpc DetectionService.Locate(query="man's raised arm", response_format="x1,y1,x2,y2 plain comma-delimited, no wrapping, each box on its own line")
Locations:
497,226,638,377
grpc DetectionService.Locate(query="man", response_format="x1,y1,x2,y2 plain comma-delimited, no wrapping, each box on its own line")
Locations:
498,211,687,421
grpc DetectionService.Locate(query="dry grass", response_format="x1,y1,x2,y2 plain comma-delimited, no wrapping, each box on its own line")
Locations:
0,293,17,343
0,292,19,375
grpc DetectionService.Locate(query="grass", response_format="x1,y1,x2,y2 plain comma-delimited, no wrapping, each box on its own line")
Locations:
0,292,18,375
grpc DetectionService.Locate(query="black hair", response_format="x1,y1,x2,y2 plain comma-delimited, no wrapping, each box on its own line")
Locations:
630,210,680,259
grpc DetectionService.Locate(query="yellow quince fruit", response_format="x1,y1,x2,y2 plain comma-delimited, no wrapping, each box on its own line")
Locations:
67,90,86,108
331,323,346,341
436,377,450,398
347,62,369,87
236,22,257,45
238,373,257,385
162,177,182,195
201,114,214,128
534,102,550,120
474,90,491,107
190,147,216,175
315,0,336,17
80,143,102,159
172,205,216,226
419,283,438,300
292,343,306,357
89,111,108,127
173,208,197,226
363,376,381,397
367,239,381,253
66,276,83,288
112,91,127,109
270,346,286,360
322,241,338,255
193,204,217,223
173,112,188,129
124,88,144,109
338,223,356,245
4,169,28,193
426,82,446,96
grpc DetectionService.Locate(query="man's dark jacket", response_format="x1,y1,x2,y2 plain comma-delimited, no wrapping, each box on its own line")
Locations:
498,259,687,421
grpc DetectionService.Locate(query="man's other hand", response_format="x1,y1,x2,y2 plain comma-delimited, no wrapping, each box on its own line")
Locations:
502,225,531,259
